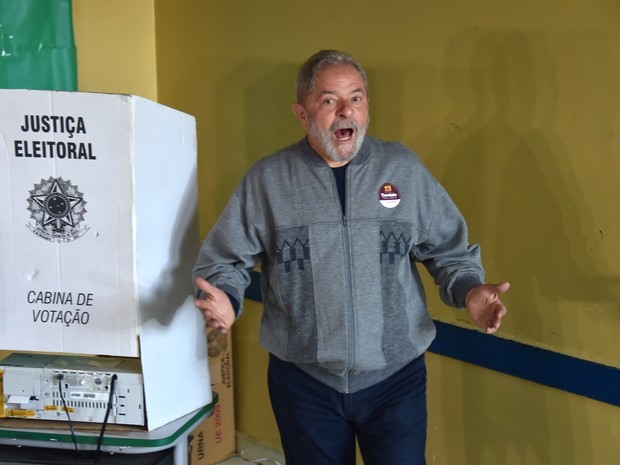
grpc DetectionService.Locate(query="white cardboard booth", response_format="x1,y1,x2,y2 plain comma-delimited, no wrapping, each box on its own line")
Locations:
0,89,211,431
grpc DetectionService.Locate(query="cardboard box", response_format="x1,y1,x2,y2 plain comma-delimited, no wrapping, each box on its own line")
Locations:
0,89,212,430
188,329,235,465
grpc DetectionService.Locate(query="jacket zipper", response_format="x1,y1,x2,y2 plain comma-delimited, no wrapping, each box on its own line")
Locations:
329,165,356,393
341,167,356,394
342,213,355,394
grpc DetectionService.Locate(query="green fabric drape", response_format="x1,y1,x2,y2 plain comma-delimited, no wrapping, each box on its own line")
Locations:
0,0,77,90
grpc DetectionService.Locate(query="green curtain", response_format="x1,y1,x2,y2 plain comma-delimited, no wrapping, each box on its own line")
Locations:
0,0,77,90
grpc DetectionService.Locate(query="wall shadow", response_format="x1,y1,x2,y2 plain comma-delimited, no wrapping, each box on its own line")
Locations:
412,27,620,464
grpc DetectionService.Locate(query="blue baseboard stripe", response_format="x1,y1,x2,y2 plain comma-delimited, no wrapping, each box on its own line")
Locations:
429,320,620,406
245,270,620,407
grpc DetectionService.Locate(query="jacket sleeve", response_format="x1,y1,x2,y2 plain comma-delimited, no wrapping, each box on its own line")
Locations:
192,183,264,317
414,181,485,308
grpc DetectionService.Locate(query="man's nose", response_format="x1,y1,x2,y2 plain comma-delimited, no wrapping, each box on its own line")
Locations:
337,101,353,118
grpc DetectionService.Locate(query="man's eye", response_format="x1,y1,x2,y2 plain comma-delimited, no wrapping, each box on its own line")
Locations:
323,98,334,105
352,96,362,103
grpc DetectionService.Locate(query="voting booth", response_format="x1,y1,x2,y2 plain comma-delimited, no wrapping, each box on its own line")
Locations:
0,89,211,432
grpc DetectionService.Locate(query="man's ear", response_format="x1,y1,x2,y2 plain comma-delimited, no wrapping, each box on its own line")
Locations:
292,103,308,129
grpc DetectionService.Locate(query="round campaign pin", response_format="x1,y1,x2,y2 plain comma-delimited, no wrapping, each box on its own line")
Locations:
378,183,401,208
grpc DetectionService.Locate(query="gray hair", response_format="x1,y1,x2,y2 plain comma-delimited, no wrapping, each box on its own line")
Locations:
295,50,369,104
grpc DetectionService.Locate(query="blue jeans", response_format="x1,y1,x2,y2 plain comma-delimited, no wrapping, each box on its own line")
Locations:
268,353,427,465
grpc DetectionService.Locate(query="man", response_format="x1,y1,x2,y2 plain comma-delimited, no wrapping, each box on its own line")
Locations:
193,50,509,465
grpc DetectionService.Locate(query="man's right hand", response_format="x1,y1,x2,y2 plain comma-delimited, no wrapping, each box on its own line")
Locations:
194,277,236,334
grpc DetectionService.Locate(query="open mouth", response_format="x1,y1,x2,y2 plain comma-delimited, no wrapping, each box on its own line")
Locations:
334,128,354,141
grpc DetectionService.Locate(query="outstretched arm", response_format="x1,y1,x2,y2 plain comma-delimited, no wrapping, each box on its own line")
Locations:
465,282,510,334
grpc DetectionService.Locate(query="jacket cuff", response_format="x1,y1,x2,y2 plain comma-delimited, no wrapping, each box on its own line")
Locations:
453,275,484,308
225,293,241,317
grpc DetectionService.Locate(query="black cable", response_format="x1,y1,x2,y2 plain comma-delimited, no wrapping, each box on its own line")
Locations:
57,374,79,452
94,374,118,465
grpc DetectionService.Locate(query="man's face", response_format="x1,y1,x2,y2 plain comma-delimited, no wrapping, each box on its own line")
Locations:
293,64,369,167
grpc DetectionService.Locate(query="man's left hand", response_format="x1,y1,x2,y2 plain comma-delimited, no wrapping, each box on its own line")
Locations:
465,282,510,334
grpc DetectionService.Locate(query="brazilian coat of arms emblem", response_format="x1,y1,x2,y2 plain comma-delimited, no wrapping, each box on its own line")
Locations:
27,177,90,242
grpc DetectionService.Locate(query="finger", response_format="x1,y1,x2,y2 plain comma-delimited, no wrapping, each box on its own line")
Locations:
485,316,501,333
497,304,508,318
207,318,229,334
194,298,211,313
203,313,219,326
493,281,511,294
195,277,219,296
195,301,218,321
485,308,506,333
484,318,496,331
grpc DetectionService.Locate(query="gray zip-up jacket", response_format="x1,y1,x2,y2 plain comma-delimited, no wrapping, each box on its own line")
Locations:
193,136,484,393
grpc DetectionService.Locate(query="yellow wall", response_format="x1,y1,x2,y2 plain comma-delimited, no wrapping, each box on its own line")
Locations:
73,0,158,100
72,0,620,463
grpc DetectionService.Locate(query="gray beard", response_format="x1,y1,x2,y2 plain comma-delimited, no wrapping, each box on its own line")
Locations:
309,118,369,164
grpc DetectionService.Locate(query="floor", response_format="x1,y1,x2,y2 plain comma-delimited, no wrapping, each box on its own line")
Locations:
215,435,286,465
